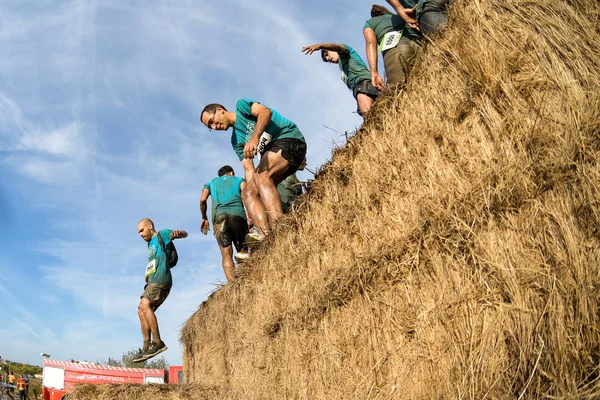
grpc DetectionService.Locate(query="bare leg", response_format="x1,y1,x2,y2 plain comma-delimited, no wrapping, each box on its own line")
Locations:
139,297,161,343
356,93,375,117
242,180,269,236
255,150,291,230
219,244,236,282
138,299,152,350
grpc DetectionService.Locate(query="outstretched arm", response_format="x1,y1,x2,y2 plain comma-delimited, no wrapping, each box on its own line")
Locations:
364,28,385,90
301,42,348,55
200,188,210,234
170,230,188,239
385,0,419,30
243,103,273,159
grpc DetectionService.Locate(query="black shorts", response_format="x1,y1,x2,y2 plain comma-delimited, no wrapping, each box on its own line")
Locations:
213,213,248,251
353,79,380,100
263,138,307,180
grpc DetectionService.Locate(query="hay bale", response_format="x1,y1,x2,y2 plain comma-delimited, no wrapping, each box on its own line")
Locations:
69,383,223,400
180,0,600,398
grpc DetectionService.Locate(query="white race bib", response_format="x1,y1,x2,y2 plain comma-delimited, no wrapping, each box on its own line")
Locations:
379,31,402,52
145,259,156,277
256,132,272,159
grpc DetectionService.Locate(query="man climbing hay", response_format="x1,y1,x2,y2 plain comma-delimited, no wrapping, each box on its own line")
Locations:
302,42,379,117
200,100,307,239
201,165,250,281
133,218,187,362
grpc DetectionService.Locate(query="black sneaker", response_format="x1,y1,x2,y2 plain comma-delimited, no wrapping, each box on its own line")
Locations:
143,341,168,360
131,348,147,363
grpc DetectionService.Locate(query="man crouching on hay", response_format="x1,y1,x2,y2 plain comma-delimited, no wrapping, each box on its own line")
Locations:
133,218,188,362
200,99,307,240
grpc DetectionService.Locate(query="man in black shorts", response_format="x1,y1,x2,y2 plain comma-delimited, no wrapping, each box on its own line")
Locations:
200,99,307,237
302,42,380,118
201,165,249,281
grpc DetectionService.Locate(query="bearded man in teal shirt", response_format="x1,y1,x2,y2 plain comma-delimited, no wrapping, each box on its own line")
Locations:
133,218,187,362
200,99,307,238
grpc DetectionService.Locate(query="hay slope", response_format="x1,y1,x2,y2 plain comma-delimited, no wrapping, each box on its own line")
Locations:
69,383,223,399
180,0,600,399
70,0,600,398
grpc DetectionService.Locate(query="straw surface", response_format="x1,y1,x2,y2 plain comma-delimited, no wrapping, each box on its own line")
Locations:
73,0,600,398
181,0,600,398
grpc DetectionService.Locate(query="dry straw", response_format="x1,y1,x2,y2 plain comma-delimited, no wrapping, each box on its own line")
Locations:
74,0,600,398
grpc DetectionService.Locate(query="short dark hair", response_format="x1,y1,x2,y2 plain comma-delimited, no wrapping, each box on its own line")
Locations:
321,49,328,62
201,103,227,119
218,165,234,177
371,4,392,17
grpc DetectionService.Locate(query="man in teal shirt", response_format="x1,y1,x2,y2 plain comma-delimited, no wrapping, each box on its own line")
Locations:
133,218,187,362
364,5,422,88
386,0,452,36
200,165,249,281
302,43,380,118
200,99,307,238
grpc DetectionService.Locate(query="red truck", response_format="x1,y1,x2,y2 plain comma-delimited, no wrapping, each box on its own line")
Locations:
42,359,183,400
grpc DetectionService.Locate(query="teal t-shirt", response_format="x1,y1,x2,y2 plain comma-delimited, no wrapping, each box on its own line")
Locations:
203,175,247,223
277,174,302,213
363,14,421,44
231,99,306,161
416,0,427,19
146,229,173,287
338,45,372,92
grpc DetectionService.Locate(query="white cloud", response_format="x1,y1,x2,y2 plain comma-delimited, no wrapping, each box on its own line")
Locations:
16,122,84,156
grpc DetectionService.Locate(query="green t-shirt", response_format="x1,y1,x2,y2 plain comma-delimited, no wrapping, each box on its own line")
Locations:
277,174,302,213
337,45,372,92
363,14,421,45
145,229,173,287
416,0,427,19
203,175,247,223
231,99,305,161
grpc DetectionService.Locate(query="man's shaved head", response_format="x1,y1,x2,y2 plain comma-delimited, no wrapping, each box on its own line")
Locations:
138,218,154,227
137,218,156,242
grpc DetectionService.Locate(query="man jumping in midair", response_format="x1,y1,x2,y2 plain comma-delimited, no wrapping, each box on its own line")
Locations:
133,218,187,362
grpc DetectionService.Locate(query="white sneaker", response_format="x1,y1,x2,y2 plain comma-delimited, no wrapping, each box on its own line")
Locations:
245,233,265,246
234,252,250,262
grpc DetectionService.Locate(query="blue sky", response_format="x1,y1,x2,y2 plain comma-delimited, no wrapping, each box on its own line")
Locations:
0,0,375,367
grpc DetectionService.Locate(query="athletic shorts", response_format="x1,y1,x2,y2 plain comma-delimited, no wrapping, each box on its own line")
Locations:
141,283,171,311
213,213,248,251
353,79,380,101
263,138,307,180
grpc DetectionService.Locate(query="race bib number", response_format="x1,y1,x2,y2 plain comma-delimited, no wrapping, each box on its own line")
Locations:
379,31,402,52
256,132,272,159
145,259,156,277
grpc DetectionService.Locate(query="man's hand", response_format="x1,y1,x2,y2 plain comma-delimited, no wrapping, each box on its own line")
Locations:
401,6,419,30
170,230,188,239
244,137,259,159
201,218,210,235
371,72,385,90
301,44,321,55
